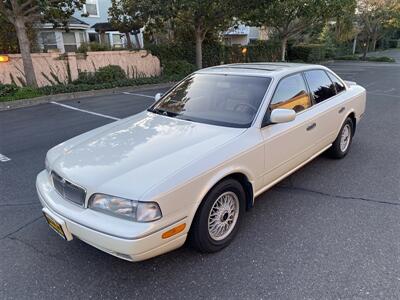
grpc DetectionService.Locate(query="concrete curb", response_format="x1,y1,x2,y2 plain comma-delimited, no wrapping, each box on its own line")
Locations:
0,82,175,111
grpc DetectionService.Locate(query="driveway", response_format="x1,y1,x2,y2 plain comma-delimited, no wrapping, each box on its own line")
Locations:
0,61,399,299
366,48,400,62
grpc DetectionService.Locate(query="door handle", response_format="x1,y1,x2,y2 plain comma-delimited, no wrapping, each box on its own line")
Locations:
338,107,345,114
306,123,316,131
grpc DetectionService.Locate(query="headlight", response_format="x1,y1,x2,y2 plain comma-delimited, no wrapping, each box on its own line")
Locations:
45,157,51,173
89,194,162,222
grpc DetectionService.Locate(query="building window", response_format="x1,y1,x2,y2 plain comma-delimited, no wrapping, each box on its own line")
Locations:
88,32,99,43
112,34,123,48
41,32,58,52
85,0,99,17
78,32,87,44
62,32,77,52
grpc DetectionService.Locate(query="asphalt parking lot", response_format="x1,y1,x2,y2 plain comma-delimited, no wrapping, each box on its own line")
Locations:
0,60,399,299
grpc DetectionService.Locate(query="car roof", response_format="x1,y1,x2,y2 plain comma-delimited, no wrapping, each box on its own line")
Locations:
196,62,327,78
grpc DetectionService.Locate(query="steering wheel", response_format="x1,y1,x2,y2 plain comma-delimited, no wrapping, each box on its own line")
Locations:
234,103,258,114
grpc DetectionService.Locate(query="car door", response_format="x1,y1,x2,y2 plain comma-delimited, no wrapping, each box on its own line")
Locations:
303,70,344,151
261,73,319,186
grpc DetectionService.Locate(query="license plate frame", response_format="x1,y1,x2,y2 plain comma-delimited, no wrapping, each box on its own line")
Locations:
43,211,67,240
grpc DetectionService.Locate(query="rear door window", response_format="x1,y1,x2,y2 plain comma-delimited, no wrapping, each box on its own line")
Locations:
304,70,336,104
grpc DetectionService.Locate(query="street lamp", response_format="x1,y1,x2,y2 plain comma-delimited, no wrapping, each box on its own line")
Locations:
0,55,9,62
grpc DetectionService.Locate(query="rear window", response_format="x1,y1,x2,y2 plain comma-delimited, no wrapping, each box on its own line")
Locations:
327,72,346,94
150,74,271,128
304,70,336,104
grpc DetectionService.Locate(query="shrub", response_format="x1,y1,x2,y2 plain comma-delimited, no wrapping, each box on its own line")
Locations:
245,41,281,62
74,65,127,85
288,44,326,62
74,71,97,85
12,87,43,100
0,85,43,102
387,39,399,49
335,54,360,60
95,65,127,82
163,60,196,77
365,56,395,63
146,43,195,65
0,83,19,97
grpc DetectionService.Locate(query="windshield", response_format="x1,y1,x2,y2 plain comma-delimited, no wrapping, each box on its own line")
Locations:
149,73,271,128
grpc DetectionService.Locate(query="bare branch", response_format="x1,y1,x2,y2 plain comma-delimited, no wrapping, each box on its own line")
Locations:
20,0,35,11
0,1,15,24
23,5,40,17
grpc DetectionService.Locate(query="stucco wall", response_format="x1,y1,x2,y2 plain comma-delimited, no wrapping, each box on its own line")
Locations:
0,50,161,87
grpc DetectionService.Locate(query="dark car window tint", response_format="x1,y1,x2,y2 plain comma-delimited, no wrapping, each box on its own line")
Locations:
304,70,336,103
270,73,311,113
327,71,346,94
150,74,271,128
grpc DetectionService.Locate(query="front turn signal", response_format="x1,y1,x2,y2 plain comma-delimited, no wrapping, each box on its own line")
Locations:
162,223,186,239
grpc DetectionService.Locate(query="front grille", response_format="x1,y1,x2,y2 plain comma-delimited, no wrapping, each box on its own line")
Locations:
52,172,86,206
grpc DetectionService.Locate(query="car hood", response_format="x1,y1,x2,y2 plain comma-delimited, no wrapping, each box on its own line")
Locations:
50,111,245,200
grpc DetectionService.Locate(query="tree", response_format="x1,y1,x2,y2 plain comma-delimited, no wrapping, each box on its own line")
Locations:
108,0,148,49
358,0,400,56
326,0,357,44
144,0,243,69
0,0,85,87
243,0,344,61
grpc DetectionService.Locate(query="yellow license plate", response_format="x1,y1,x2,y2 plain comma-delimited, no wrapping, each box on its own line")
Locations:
43,212,66,240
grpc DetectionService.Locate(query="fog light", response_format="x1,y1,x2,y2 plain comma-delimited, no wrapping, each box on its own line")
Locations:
162,223,186,239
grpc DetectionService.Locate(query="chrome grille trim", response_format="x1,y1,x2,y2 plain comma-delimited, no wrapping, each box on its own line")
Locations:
51,172,86,207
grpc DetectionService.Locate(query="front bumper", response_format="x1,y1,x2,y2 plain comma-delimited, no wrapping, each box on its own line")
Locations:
36,170,187,262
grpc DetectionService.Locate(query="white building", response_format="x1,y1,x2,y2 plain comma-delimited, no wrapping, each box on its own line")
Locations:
37,0,144,53
223,25,271,46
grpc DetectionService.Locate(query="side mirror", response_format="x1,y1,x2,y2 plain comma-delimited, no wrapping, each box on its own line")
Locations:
154,93,162,102
270,108,296,124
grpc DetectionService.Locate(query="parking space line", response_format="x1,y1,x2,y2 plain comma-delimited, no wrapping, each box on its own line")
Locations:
50,101,120,121
122,92,155,99
0,153,11,162
368,92,400,99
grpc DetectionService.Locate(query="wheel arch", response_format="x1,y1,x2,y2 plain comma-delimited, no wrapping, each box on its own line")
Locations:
336,109,356,138
194,169,255,217
347,111,356,135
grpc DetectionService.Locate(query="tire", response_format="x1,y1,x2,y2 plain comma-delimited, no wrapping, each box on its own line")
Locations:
329,117,354,159
190,179,246,253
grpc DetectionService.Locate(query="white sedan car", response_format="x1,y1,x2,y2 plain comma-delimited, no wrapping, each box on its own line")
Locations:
37,63,366,261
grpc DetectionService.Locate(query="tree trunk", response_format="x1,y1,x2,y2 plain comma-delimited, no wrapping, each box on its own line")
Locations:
133,32,141,49
14,17,37,87
125,32,132,49
195,30,203,69
362,38,370,60
352,35,357,55
371,37,377,52
281,36,288,61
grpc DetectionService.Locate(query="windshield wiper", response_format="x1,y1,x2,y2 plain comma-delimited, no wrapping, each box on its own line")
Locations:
148,108,179,118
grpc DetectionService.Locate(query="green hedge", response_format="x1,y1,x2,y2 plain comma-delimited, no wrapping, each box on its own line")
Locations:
288,44,327,62
146,41,281,68
162,60,196,77
0,75,181,102
335,55,395,63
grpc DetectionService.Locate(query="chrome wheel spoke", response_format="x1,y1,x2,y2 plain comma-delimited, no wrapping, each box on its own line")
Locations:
207,191,239,241
340,124,351,152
